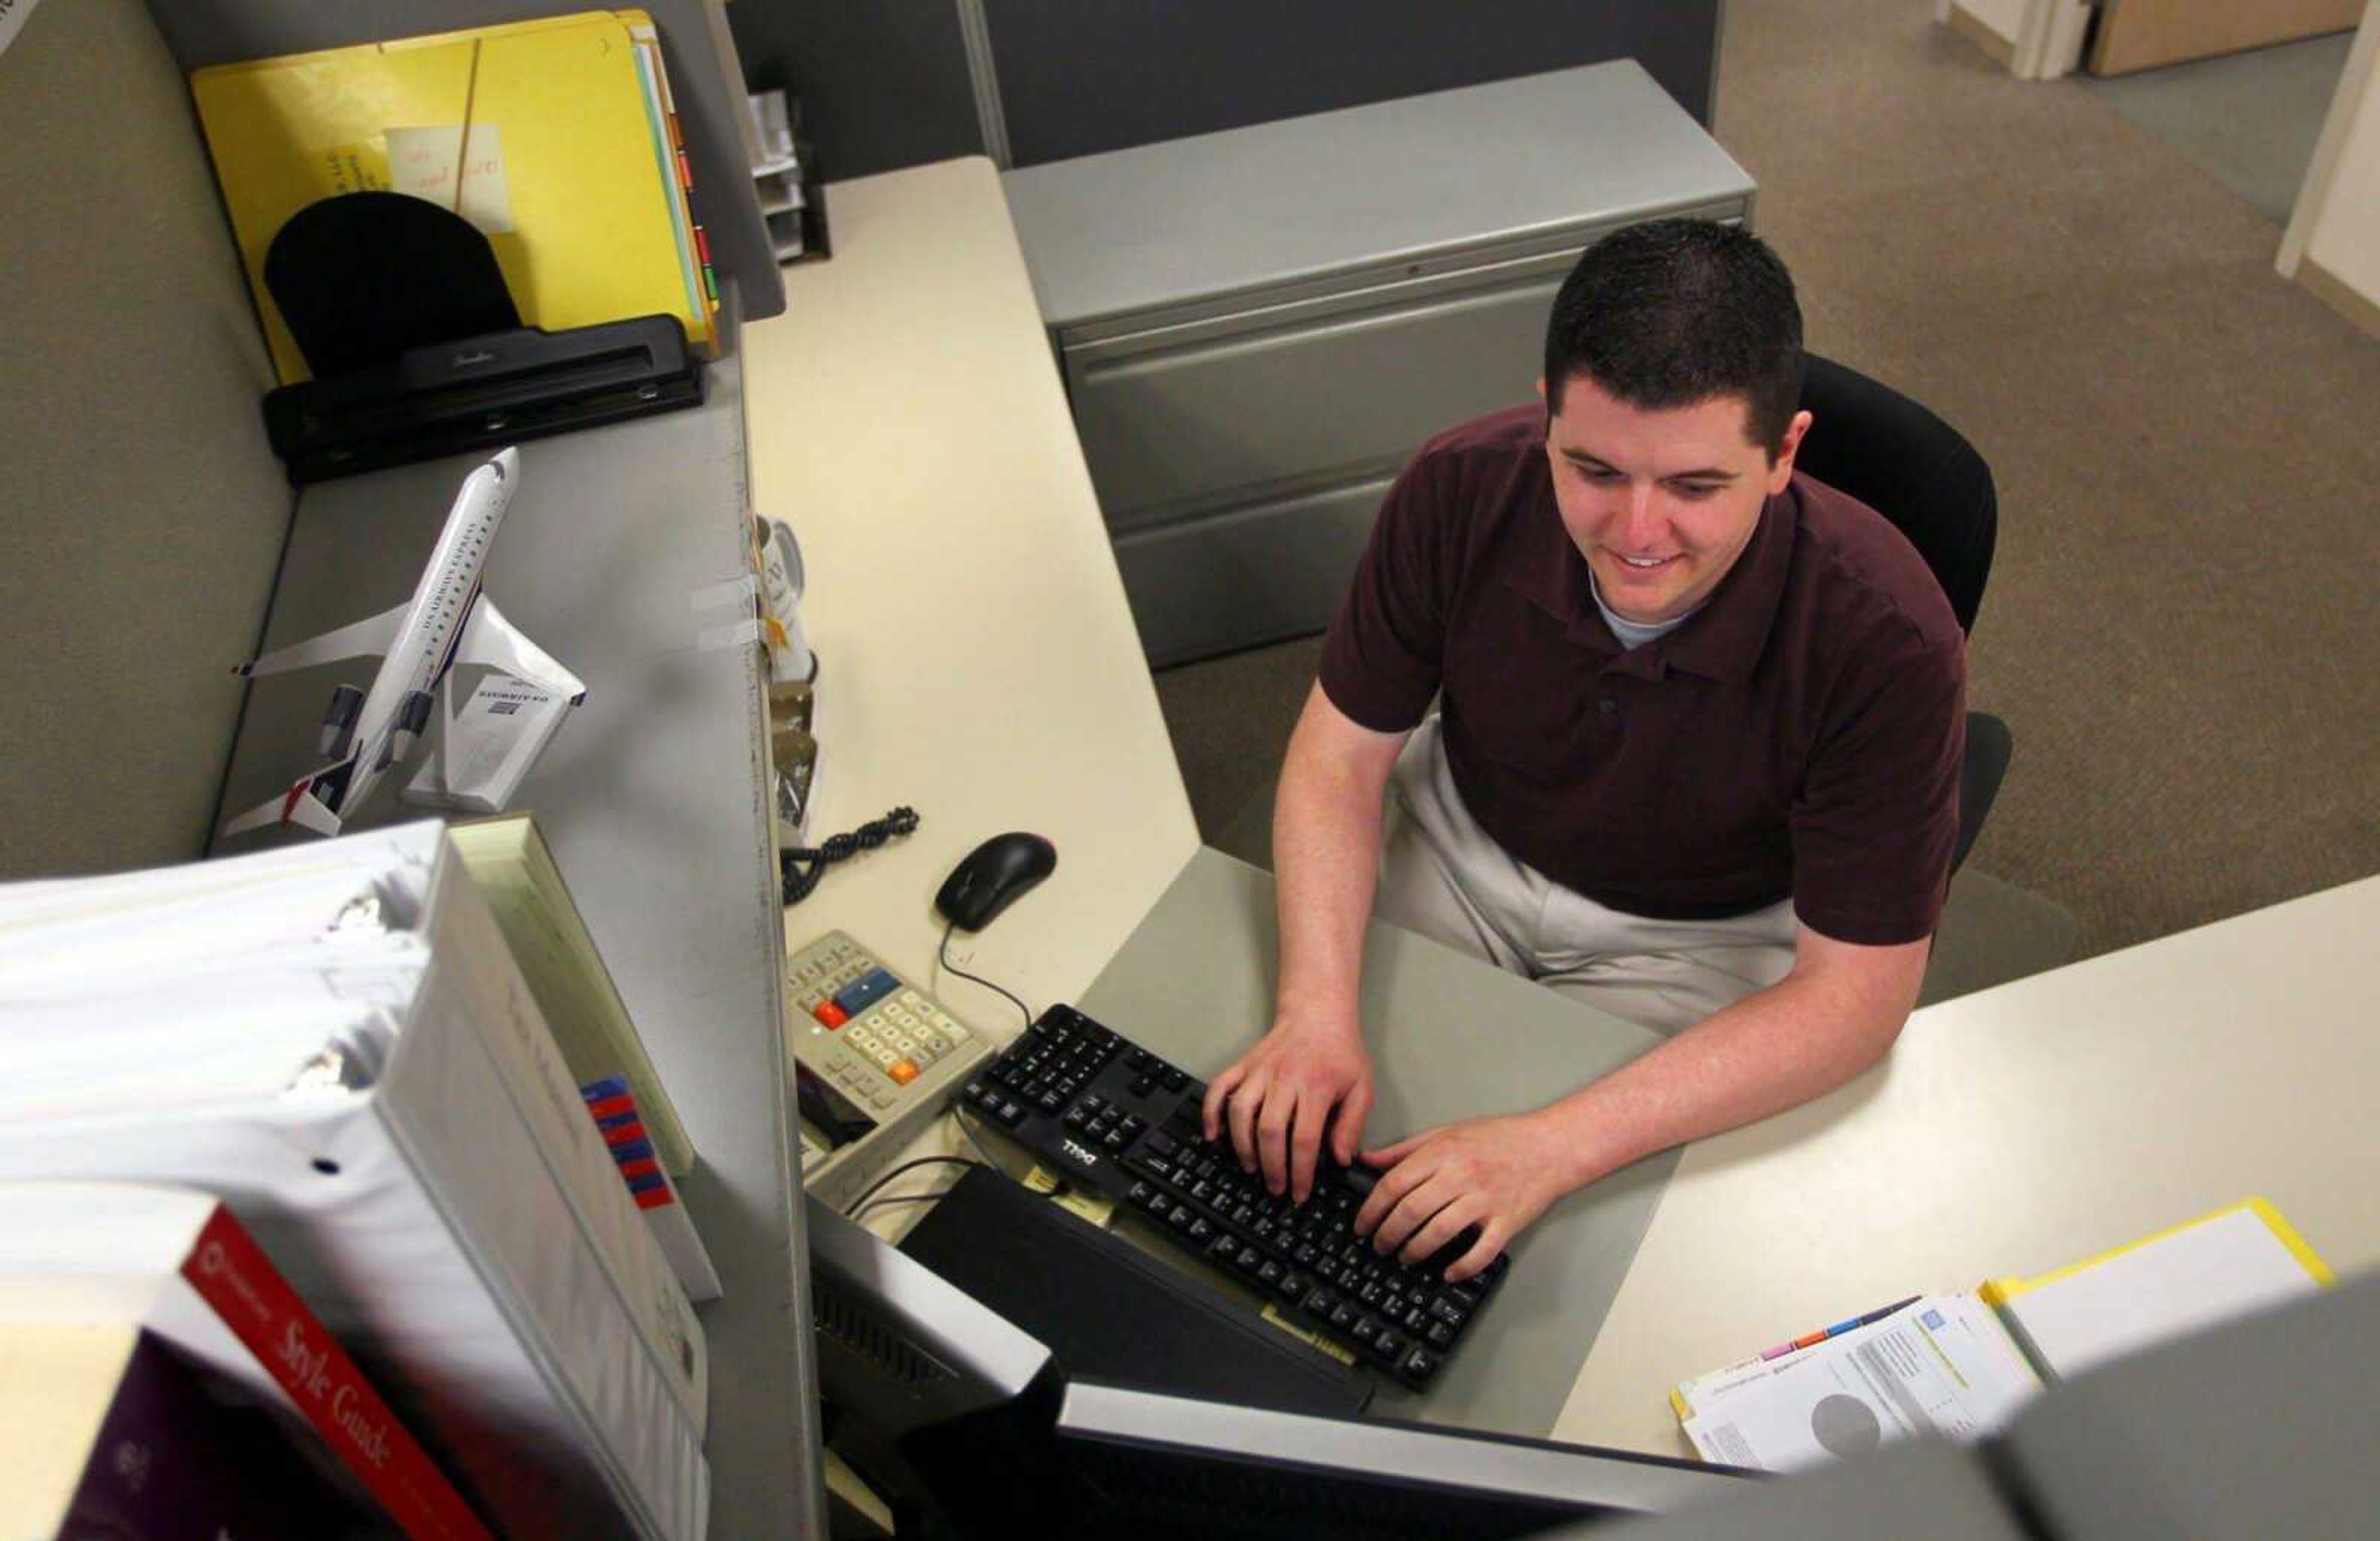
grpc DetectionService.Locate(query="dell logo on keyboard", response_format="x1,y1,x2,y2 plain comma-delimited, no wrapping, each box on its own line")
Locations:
1059,1139,1101,1168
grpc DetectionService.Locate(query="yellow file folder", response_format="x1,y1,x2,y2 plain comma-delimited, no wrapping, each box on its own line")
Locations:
193,11,715,384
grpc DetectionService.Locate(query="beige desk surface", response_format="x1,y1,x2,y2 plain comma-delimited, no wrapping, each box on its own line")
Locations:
1553,873,2380,1456
740,158,1199,1022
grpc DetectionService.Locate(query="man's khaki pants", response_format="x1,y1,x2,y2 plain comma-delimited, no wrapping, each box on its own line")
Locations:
1375,717,1798,1035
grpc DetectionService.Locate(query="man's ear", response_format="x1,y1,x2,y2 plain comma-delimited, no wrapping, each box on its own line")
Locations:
1535,375,1548,405
1768,408,1814,493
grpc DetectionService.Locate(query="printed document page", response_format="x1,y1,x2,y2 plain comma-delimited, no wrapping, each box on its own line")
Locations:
1682,1294,2039,1472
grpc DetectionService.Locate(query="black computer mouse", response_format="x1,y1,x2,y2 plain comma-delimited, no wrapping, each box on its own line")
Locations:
935,832,1057,932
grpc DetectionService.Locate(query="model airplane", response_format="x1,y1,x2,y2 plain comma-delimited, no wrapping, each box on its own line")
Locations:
223,447,586,839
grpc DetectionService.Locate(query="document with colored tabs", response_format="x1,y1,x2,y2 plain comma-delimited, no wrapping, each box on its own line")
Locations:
1672,1198,2332,1472
191,11,716,384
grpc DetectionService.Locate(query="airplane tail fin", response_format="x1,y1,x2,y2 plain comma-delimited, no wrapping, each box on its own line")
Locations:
220,756,357,839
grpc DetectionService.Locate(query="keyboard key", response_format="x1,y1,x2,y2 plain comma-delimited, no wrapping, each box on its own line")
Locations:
1401,1347,1442,1384
1145,1131,1178,1158
888,1059,920,1085
1376,1329,1408,1359
995,1100,1025,1127
832,968,901,1016
1427,1322,1455,1349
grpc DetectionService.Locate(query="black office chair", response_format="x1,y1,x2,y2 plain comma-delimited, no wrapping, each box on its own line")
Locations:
1791,353,2011,875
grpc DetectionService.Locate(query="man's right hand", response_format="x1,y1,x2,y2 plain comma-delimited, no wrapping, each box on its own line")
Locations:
1201,1020,1375,1203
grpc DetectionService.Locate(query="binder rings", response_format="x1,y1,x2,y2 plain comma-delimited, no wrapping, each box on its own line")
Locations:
0,826,711,1541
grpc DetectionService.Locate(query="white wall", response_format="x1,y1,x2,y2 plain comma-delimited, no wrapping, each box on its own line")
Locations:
1959,0,2033,38
2281,0,2380,330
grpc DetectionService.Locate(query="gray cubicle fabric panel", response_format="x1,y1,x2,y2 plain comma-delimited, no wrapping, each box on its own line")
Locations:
1078,849,1679,1438
208,345,827,1539
724,0,985,182
1999,1276,2380,1540
982,0,1722,167
144,0,785,322
0,0,291,879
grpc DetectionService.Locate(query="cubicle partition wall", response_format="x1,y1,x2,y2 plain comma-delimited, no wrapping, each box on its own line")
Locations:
726,0,1726,180
0,0,294,880
4,3,828,1535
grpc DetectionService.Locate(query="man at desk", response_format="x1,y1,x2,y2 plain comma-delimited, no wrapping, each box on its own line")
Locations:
1203,219,1965,1284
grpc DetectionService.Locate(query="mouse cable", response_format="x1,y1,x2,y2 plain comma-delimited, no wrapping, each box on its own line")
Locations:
782,806,919,906
843,1154,983,1218
938,917,1034,1030
948,1101,1003,1172
850,1191,953,1223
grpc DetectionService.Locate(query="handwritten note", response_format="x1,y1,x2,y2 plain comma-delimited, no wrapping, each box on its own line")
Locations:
386,123,516,235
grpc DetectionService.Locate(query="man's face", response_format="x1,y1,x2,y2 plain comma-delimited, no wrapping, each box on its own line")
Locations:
1540,373,1810,626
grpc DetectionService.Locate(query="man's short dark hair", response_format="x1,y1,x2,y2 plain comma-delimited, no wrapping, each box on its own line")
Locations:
1543,219,1804,457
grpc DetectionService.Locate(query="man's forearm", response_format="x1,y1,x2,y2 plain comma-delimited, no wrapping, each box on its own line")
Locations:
1269,704,1399,1041
1538,942,1925,1190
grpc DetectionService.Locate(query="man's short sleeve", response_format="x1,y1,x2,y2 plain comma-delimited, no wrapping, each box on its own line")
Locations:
1316,450,1458,733
1789,627,1967,946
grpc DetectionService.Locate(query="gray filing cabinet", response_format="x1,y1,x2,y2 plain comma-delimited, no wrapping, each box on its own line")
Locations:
1002,61,1756,666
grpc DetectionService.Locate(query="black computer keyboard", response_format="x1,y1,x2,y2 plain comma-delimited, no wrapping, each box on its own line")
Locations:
957,1003,1510,1389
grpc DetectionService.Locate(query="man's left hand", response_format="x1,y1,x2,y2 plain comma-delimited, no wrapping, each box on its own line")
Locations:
1353,1113,1571,1283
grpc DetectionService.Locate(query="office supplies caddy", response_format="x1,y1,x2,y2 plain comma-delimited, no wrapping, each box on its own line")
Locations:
787,931,994,1211
962,1004,1512,1390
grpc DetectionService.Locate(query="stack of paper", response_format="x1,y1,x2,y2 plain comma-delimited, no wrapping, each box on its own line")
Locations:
1675,1295,2038,1473
0,824,711,1540
1673,1199,2333,1474
192,10,721,385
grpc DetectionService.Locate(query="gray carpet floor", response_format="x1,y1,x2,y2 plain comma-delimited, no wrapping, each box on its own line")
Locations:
2078,30,2353,224
1152,0,2380,968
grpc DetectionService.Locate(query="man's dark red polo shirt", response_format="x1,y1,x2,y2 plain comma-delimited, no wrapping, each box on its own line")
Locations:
1318,405,1967,947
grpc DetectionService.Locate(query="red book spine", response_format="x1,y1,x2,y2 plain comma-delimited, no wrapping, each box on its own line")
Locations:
178,1206,495,1541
